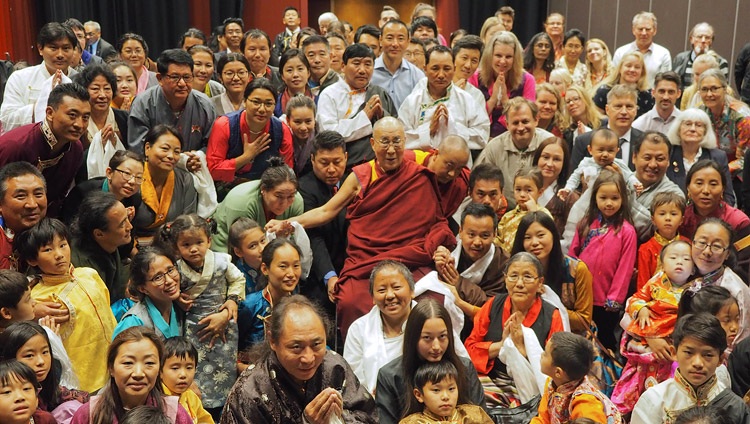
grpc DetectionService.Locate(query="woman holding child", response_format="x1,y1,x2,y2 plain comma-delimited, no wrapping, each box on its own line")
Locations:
533,137,577,235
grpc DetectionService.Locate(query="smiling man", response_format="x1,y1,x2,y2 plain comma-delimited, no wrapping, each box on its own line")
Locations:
317,43,397,168
127,49,216,154
612,11,672,88
476,97,554,209
633,71,682,134
0,83,88,217
1,23,79,132
399,45,489,152
0,162,47,270
267,117,455,338
371,20,425,109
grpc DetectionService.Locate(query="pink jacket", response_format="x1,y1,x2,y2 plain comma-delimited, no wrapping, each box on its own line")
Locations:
569,219,637,306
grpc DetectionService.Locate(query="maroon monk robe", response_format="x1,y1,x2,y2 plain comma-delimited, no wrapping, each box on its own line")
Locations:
403,149,470,219
335,158,456,339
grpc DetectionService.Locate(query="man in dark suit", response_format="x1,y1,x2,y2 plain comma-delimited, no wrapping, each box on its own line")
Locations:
571,84,644,172
84,21,117,61
297,130,349,305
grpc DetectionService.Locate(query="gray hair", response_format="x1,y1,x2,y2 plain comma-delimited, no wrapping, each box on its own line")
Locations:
632,11,657,29
607,84,638,104
698,68,728,88
690,22,714,39
83,21,101,31
318,12,338,25
666,108,717,149
504,252,544,278
368,260,415,296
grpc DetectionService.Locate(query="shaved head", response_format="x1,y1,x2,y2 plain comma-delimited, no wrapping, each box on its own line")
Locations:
373,116,403,133
438,135,470,155
371,117,405,172
429,135,470,184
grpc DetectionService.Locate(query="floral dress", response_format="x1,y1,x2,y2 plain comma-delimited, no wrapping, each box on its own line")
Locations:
178,250,245,409
702,102,750,174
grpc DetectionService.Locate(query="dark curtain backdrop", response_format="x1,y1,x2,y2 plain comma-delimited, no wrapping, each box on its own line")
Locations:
38,0,241,61
458,0,548,47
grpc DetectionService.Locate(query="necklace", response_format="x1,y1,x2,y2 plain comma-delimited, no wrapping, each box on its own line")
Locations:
248,128,265,135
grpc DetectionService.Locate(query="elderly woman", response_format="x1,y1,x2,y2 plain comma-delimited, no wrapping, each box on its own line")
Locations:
469,31,536,137
593,51,654,118
681,53,721,110
71,192,132,304
131,125,198,237
72,64,128,155
690,218,750,348
465,252,565,408
510,212,593,334
679,159,750,239
223,295,377,423
667,109,734,205
112,246,184,339
117,33,158,94
212,53,252,116
533,137,576,234
698,69,750,187
585,38,613,91
344,261,415,395
523,32,556,84
555,29,588,88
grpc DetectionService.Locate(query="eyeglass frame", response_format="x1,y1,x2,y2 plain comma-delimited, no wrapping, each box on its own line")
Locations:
504,273,540,284
149,266,179,286
692,239,729,254
114,168,144,184
163,74,194,84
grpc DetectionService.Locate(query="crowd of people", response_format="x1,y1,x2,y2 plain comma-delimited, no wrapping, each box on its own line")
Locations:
2,3,750,424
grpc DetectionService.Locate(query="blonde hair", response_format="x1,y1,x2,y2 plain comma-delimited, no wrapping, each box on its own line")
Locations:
411,3,436,21
585,38,613,86
536,83,564,128
479,31,524,91
604,51,649,91
563,85,602,129
479,17,502,41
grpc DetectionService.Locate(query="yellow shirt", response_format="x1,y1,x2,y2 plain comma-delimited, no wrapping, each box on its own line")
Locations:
163,383,215,423
31,267,116,392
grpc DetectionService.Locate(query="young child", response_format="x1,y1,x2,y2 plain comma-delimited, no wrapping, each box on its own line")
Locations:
0,269,35,331
636,192,689,291
15,218,116,394
679,286,740,354
228,217,267,294
158,214,245,417
558,128,642,201
631,314,750,424
0,359,56,424
532,332,622,424
568,169,637,352
496,168,552,254
400,360,493,424
0,321,89,417
121,405,172,424
237,238,302,368
612,240,694,414
161,337,214,424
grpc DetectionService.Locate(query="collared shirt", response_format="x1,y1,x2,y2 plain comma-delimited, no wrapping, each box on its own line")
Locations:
399,79,489,151
612,41,672,88
371,56,425,109
476,127,555,209
316,78,374,141
0,63,76,132
683,147,703,173
632,106,681,134
615,127,633,164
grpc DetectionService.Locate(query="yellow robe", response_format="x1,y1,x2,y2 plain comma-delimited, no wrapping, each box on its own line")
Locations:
163,383,215,423
31,267,116,392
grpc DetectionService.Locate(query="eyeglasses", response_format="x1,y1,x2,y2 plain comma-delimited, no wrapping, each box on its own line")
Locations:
163,74,194,84
149,266,179,286
247,98,276,109
404,50,425,58
565,96,581,104
699,86,724,94
377,138,403,149
692,240,728,254
114,168,144,184
505,274,539,284
223,70,249,79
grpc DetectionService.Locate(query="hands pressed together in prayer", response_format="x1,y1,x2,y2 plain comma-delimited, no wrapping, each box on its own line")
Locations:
304,387,343,424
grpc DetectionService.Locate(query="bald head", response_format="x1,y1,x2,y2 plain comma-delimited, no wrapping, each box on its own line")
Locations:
430,135,470,184
371,117,405,172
